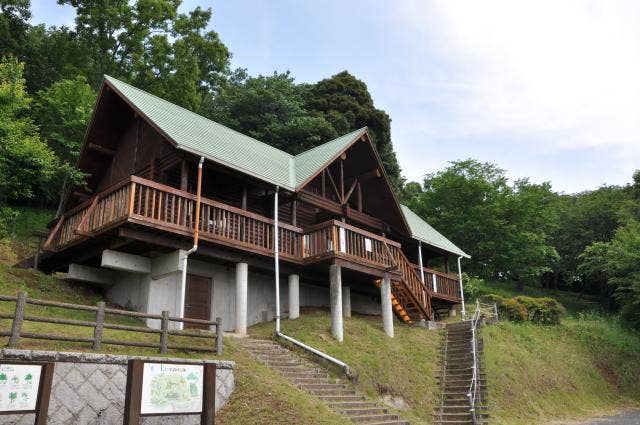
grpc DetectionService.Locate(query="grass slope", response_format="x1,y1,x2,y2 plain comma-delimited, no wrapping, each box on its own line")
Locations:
473,281,640,424
250,310,442,424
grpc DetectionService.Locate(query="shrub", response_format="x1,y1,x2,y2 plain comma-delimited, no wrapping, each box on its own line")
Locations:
481,294,565,324
463,273,484,300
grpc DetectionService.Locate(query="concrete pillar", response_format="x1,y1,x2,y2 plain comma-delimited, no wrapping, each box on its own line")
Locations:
342,286,351,318
381,273,394,338
449,305,457,317
329,264,344,342
235,262,248,335
288,274,300,320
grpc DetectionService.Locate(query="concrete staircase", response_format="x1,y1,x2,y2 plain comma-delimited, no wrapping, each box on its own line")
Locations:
433,321,490,425
242,338,410,424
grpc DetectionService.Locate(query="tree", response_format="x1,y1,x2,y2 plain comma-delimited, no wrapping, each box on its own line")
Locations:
33,76,96,163
551,186,627,291
59,0,230,110
579,220,640,327
0,0,31,58
0,57,80,214
403,159,558,287
204,70,337,153
305,71,403,188
21,25,90,93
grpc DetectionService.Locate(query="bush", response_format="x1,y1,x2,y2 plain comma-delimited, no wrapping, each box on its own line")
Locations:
481,294,565,324
463,273,484,300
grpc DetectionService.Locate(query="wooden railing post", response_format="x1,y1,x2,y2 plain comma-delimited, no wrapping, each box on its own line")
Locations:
128,182,136,216
215,317,223,355
93,301,105,350
9,291,27,348
160,310,169,354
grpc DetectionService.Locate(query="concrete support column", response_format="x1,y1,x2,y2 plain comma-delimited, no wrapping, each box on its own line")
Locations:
342,286,351,318
235,262,248,335
288,274,300,320
329,264,344,342
449,305,457,317
381,273,394,338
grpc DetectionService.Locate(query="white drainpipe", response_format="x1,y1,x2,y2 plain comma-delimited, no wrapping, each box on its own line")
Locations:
178,156,204,330
273,185,352,377
417,241,425,284
457,255,466,319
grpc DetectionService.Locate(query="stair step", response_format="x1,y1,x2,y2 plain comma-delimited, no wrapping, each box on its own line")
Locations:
350,414,402,423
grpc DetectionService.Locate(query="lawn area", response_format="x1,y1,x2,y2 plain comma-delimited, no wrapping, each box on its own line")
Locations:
484,315,640,424
249,309,443,425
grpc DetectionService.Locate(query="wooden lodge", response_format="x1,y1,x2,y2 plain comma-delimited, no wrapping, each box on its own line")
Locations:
35,76,469,336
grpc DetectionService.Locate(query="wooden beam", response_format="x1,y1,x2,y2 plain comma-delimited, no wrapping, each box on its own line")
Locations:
343,178,358,205
72,191,91,202
325,167,341,202
180,160,188,191
358,168,382,182
321,170,326,197
87,143,115,157
340,159,345,201
356,181,362,212
241,185,248,210
292,199,297,227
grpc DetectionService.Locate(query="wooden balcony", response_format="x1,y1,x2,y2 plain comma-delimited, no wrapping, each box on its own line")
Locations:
412,264,461,302
44,176,461,312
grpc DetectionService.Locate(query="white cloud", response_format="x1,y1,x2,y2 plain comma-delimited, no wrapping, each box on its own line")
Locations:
387,0,640,190
393,0,640,147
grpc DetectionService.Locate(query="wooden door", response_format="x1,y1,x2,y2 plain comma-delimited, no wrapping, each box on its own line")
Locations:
185,274,212,329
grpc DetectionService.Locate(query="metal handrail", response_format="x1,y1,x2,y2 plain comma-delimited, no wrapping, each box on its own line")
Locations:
467,299,482,425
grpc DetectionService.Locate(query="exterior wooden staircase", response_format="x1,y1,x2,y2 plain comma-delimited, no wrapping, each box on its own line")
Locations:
377,244,433,323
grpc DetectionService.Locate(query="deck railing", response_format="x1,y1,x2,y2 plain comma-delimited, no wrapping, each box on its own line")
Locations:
412,264,461,299
302,220,398,268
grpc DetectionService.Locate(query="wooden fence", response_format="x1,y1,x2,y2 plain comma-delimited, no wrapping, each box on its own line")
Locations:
0,292,223,355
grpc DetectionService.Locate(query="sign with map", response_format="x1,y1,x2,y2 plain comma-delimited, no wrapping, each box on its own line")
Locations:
0,363,42,413
140,363,204,415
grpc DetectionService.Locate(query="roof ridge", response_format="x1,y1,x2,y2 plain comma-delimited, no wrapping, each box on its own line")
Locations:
104,74,294,159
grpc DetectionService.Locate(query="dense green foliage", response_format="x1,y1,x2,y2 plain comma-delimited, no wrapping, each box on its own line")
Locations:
402,159,640,328
483,294,565,324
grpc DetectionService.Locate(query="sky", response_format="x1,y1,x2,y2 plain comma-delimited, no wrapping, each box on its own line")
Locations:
29,0,640,193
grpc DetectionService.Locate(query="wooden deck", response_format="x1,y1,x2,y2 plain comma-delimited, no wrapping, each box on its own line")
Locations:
43,175,461,318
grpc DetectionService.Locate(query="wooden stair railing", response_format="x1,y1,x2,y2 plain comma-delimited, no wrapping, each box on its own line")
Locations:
386,244,433,321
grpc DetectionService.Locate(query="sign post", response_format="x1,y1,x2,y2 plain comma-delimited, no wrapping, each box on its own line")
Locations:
124,360,216,425
0,362,54,425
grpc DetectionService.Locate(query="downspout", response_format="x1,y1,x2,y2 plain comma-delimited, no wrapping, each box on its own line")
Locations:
457,255,466,319
179,156,204,330
273,185,353,378
417,241,425,283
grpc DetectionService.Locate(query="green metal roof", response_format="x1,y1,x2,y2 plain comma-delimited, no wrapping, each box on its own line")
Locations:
293,128,365,187
400,204,470,258
105,75,364,191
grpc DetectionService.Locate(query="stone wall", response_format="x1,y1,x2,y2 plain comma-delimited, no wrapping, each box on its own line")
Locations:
0,349,235,425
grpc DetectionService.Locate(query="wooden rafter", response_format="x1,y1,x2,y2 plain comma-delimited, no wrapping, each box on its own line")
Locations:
87,143,116,157
325,167,342,202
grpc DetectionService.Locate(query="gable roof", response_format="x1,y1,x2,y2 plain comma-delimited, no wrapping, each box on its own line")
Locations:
105,75,367,192
400,205,470,258
293,128,366,188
